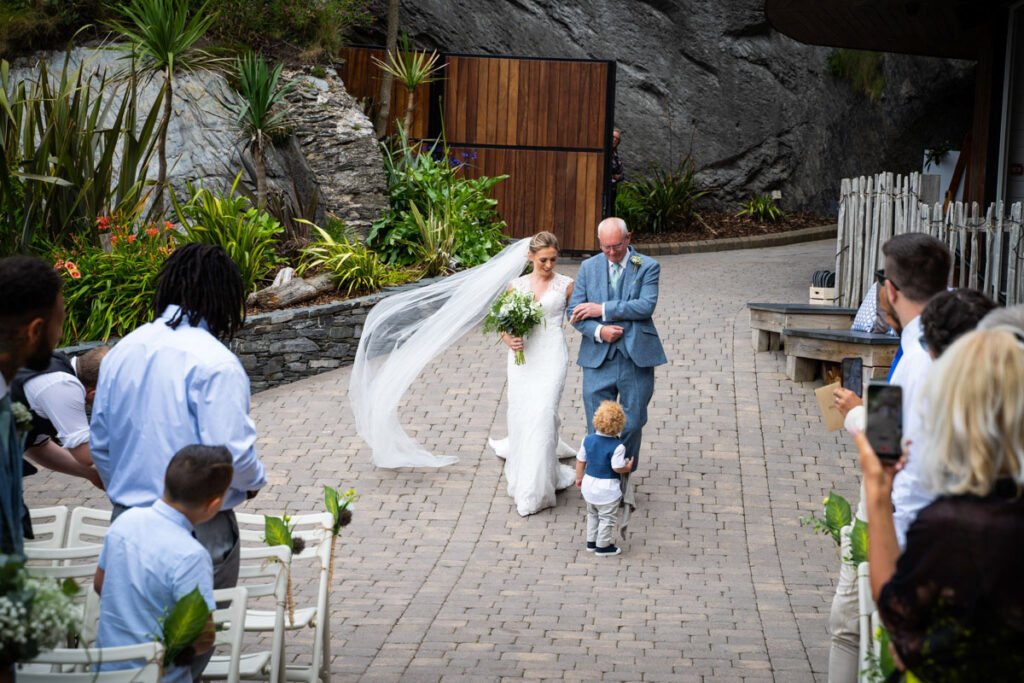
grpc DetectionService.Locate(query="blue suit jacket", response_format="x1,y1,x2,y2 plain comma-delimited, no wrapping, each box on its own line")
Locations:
569,248,668,369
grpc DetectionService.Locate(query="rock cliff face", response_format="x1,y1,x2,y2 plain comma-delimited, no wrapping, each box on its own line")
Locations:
365,0,974,214
10,49,386,233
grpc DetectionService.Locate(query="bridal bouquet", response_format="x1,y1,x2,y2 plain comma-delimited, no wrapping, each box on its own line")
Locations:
483,289,543,365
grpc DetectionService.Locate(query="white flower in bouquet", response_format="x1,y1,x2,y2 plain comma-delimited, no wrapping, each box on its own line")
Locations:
483,289,544,365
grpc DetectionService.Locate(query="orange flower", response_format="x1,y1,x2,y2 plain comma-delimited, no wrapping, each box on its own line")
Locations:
127,234,137,243
64,261,81,279
110,235,119,245
164,221,174,231
96,216,111,231
146,227,159,238
54,260,65,270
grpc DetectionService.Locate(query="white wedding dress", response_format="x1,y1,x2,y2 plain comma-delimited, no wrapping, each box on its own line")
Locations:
489,273,577,516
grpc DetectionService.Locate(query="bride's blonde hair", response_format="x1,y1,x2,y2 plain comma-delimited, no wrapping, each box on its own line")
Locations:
921,328,1024,496
529,231,559,253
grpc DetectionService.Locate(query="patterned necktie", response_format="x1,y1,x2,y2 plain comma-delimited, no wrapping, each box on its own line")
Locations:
610,262,622,295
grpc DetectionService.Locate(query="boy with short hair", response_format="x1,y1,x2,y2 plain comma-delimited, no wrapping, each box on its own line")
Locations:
576,401,633,557
94,445,234,682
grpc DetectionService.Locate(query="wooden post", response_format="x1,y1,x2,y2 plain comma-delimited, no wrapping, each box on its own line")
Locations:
1010,203,1023,305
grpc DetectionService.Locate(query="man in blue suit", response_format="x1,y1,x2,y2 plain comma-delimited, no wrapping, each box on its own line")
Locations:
569,218,667,525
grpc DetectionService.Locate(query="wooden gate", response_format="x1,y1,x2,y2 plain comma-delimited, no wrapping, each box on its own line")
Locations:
338,48,615,252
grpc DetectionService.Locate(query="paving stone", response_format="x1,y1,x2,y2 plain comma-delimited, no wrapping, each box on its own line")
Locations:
23,240,854,680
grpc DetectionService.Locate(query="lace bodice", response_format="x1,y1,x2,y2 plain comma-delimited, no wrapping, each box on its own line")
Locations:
510,273,572,325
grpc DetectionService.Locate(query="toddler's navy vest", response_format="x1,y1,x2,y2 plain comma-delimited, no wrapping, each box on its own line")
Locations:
583,433,622,480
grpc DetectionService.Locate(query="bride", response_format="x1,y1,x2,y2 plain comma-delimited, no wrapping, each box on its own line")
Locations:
349,231,575,516
488,231,577,516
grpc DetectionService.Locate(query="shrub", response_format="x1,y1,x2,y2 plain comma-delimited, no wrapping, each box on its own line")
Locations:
298,224,404,295
826,49,885,102
197,0,372,57
369,128,506,268
0,1,109,58
52,215,178,343
618,155,714,234
173,174,283,293
736,194,784,223
0,53,162,255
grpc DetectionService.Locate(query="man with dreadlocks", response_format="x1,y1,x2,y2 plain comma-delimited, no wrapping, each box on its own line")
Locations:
91,244,266,598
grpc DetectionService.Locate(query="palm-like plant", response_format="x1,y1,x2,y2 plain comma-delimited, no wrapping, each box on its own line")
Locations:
231,52,295,210
108,0,221,219
371,34,443,135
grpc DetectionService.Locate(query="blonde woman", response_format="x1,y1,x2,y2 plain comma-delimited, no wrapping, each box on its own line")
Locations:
854,328,1024,680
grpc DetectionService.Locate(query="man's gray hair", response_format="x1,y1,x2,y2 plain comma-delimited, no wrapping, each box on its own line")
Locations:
597,217,628,238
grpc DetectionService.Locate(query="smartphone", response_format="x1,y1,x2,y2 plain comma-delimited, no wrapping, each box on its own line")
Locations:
841,357,863,398
866,382,903,462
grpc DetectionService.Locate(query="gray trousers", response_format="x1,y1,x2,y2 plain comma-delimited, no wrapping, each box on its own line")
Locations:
112,505,240,681
828,530,860,683
586,499,620,548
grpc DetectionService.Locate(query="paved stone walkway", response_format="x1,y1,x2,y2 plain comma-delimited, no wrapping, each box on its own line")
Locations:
25,239,863,682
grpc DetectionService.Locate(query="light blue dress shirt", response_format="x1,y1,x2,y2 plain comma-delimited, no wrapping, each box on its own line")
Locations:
97,500,215,683
91,305,266,509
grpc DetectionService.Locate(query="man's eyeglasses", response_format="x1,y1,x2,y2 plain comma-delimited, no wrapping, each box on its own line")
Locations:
875,268,901,291
600,240,628,252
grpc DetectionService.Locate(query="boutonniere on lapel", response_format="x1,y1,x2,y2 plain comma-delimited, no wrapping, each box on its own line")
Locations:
11,401,32,434
630,255,643,269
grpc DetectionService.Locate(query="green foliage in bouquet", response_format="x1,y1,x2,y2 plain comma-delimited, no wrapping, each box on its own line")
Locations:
847,517,869,566
159,586,211,668
483,289,544,366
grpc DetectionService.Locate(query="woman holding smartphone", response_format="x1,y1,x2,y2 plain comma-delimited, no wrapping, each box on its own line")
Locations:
855,327,1024,681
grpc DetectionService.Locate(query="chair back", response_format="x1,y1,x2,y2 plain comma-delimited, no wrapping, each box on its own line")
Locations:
67,506,112,547
211,585,249,683
18,641,164,682
26,505,69,548
24,545,102,594
80,584,102,648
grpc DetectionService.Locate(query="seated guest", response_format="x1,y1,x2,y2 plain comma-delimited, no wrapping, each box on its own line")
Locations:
851,281,900,335
855,328,1024,681
11,346,109,488
94,445,232,683
919,289,997,359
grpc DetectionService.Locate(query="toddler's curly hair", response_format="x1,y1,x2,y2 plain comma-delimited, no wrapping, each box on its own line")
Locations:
593,400,626,436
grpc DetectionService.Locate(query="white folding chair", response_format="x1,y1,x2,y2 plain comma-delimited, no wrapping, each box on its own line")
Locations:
26,505,70,548
67,506,112,547
17,641,164,682
80,583,102,648
24,544,102,596
202,586,249,683
204,546,290,683
235,512,334,683
857,560,883,676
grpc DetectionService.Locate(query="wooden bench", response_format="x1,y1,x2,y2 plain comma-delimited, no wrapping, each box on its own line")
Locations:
747,303,858,352
781,328,899,382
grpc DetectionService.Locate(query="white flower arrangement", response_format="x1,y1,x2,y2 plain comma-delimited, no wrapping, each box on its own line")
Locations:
630,255,643,268
10,402,32,434
0,555,80,667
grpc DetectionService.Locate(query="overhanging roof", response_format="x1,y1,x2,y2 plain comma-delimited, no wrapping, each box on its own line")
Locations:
765,0,1009,60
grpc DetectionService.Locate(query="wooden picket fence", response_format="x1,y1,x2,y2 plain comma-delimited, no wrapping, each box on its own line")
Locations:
835,171,1024,307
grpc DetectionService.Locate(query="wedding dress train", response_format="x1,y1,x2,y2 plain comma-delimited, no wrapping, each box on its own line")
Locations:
489,273,577,516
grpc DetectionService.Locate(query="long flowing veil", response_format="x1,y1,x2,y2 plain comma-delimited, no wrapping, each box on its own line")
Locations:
349,238,532,468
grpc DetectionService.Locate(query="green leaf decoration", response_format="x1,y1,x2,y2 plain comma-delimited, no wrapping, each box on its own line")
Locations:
849,518,869,566
264,515,292,548
161,587,211,668
877,626,897,677
60,578,81,597
823,491,853,544
324,486,339,520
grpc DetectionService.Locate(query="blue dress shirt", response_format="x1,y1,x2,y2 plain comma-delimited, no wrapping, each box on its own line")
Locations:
97,500,215,683
91,305,266,509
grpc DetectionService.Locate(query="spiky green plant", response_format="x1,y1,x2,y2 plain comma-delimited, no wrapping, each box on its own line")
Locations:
371,34,443,135
230,52,295,210
108,0,222,218
298,223,401,294
736,194,784,223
